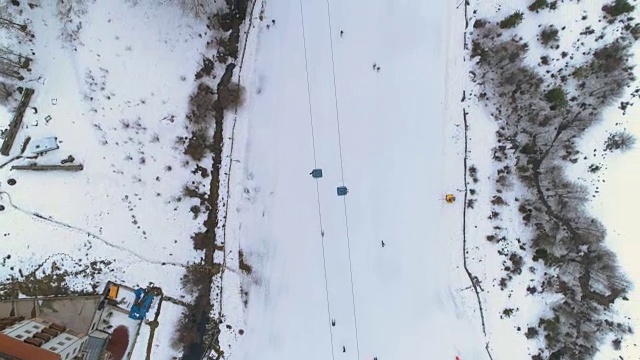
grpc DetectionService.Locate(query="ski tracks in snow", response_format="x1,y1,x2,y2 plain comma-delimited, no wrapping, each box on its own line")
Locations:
297,0,364,358
0,191,185,268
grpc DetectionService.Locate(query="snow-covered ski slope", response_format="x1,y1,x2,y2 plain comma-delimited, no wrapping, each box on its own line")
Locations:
222,0,488,358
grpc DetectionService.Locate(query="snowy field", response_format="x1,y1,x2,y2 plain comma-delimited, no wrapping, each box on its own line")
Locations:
573,107,640,360
0,0,217,357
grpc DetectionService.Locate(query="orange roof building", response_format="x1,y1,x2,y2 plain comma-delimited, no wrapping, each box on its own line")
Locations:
0,333,61,360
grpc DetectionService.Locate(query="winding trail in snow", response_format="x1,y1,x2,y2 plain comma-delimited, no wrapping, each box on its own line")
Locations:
461,109,494,360
461,1,493,358
0,190,185,268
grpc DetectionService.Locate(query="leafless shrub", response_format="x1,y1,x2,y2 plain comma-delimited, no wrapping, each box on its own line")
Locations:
604,130,636,152
191,232,208,250
170,0,217,19
539,25,559,47
184,128,211,161
525,326,539,338
182,183,208,203
468,165,479,183
56,0,92,46
181,262,219,295
0,7,33,37
216,81,246,109
187,83,216,126
508,253,524,275
239,250,252,274
592,40,632,74
466,199,476,208
0,81,19,107
502,307,516,318
612,338,622,350
491,196,506,206
189,204,201,219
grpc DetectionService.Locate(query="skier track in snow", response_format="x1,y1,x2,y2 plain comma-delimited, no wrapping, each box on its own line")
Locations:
322,0,362,358
298,0,338,359
0,191,184,268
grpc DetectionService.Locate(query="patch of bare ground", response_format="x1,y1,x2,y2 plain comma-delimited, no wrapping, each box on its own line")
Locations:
0,257,113,300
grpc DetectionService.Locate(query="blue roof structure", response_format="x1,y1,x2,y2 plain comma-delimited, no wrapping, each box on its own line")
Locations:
128,288,154,321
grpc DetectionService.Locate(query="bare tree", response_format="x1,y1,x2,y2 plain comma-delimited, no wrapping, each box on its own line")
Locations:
0,2,33,38
0,17,28,33
0,82,18,107
604,130,636,152
171,0,219,18
0,61,24,81
0,47,30,69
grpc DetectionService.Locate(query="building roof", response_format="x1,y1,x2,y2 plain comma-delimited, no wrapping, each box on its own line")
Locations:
84,331,110,360
0,334,61,360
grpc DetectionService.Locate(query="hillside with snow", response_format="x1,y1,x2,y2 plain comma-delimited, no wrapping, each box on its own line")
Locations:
1,0,640,359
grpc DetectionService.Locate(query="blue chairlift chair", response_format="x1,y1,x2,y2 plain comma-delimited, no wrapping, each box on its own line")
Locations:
310,169,323,178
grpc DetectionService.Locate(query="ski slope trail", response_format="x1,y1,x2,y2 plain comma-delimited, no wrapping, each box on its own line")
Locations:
224,0,489,358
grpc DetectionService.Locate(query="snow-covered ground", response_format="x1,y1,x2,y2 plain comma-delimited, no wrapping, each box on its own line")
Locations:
568,102,640,360
111,285,138,313
1,0,638,358
0,0,217,357
217,0,640,358
219,0,491,359
97,305,141,359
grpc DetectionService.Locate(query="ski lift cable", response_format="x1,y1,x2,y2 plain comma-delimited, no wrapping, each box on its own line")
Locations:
298,0,319,170
324,0,362,358
298,1,336,359
314,179,338,359
324,0,346,186
342,196,362,359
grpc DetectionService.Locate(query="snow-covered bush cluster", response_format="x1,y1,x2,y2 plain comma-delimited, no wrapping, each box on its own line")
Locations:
470,0,639,356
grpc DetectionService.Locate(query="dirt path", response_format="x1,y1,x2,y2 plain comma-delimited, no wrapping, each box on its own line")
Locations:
145,288,163,360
